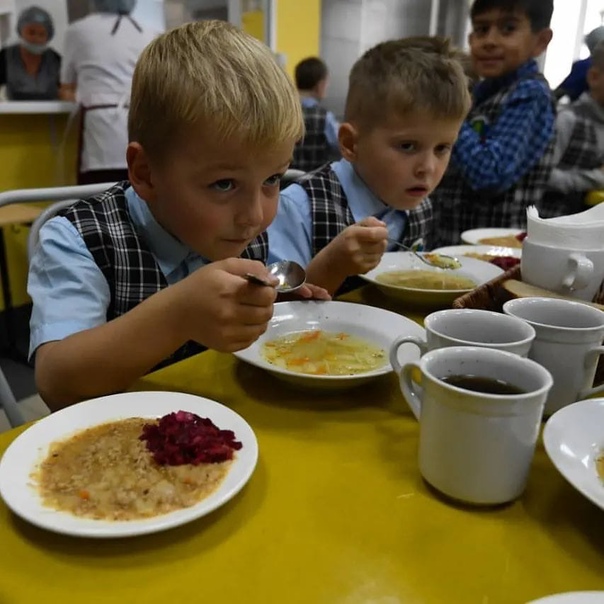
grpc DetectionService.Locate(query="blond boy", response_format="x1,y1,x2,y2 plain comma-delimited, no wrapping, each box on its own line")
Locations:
28,21,326,409
268,37,471,294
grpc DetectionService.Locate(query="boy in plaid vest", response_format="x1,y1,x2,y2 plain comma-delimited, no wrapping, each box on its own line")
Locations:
541,41,604,218
431,0,556,247
269,37,471,294
28,21,327,409
291,57,340,172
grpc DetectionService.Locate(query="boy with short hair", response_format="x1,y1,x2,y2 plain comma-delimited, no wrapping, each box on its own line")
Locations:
269,37,471,294
292,56,340,171
431,0,556,246
542,40,604,217
28,20,327,409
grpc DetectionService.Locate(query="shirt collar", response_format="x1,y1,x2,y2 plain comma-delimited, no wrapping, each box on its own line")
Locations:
474,59,539,104
125,187,197,278
300,96,319,108
331,158,391,220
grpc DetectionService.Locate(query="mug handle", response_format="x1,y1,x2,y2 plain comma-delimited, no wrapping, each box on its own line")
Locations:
562,253,594,291
400,362,423,421
389,335,427,375
578,346,604,399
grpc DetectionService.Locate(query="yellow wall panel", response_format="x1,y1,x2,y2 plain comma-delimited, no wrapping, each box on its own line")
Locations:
275,0,321,79
241,9,265,42
0,114,78,310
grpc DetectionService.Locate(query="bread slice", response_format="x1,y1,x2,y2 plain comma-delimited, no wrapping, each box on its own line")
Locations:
502,279,604,311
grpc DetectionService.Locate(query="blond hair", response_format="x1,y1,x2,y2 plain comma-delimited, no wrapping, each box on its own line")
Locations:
129,20,304,159
345,36,472,127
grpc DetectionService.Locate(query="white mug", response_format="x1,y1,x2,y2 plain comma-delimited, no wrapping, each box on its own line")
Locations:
503,297,604,415
391,346,553,505
521,239,604,302
390,309,535,360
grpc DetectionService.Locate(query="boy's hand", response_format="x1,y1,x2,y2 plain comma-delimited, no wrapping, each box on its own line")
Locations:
329,216,389,276
277,282,331,302
173,258,278,353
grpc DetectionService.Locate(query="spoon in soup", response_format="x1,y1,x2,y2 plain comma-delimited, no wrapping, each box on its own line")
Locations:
387,239,462,270
245,260,307,294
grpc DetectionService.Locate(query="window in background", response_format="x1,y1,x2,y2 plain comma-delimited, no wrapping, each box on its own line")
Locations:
543,0,604,88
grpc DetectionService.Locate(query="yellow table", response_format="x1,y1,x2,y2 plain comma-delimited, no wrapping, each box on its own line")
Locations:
585,190,604,206
1,291,603,604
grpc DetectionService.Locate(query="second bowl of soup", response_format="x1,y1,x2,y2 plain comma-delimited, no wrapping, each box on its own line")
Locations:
361,252,503,307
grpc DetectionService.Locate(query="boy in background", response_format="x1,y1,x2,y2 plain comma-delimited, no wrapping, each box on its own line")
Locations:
291,57,341,172
269,37,471,294
432,0,555,246
543,40,604,217
28,21,327,409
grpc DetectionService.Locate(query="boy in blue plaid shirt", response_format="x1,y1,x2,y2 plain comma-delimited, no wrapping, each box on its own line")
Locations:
432,0,555,246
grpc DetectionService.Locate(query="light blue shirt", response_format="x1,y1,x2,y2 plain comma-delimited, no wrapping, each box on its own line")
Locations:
267,159,408,266
301,96,340,150
28,187,208,358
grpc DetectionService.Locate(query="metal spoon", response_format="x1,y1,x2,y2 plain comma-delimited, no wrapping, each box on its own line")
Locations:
387,238,461,270
245,260,307,293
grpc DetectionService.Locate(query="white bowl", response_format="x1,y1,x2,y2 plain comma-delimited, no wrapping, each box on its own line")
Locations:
543,397,604,513
360,252,503,307
233,300,425,389
433,244,522,260
460,228,524,246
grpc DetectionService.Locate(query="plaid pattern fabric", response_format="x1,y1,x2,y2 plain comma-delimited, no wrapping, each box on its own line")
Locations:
298,164,433,255
432,69,556,247
292,104,332,172
61,182,267,369
540,109,601,218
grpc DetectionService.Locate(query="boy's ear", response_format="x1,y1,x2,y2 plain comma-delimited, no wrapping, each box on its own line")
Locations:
338,122,359,162
127,142,155,203
534,27,553,57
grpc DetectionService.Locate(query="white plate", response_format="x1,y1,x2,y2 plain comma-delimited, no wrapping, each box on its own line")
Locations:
543,398,604,512
433,244,522,260
527,593,604,604
461,228,524,245
360,252,503,307
0,392,258,538
233,300,424,389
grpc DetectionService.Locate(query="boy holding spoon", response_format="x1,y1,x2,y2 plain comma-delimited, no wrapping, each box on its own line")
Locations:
28,21,328,410
268,37,471,295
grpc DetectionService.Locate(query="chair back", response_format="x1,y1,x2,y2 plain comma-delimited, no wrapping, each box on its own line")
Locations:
0,182,115,428
280,169,306,189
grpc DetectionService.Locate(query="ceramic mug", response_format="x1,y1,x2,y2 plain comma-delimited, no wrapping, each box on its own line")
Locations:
391,346,553,505
521,239,604,302
503,297,604,415
390,309,536,360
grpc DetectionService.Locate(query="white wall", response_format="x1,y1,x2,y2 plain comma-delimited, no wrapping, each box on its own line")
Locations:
131,0,166,31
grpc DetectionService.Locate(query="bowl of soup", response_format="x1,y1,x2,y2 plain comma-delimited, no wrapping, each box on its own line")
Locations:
232,300,425,389
361,252,503,307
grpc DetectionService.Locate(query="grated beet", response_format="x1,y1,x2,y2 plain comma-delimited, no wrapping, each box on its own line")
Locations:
140,410,242,466
490,256,520,271
516,232,527,242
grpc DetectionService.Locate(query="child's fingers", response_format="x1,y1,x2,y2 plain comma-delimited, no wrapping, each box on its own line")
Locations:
353,225,389,243
357,216,386,228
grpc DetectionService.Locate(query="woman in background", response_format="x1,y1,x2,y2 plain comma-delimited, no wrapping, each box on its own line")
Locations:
59,0,158,184
0,6,61,100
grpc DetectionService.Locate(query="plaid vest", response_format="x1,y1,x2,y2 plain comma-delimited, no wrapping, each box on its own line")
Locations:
298,164,433,256
292,104,333,172
540,107,602,218
432,74,555,246
61,182,268,368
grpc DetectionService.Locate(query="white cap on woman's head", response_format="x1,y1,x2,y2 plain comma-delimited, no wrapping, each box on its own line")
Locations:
17,5,54,40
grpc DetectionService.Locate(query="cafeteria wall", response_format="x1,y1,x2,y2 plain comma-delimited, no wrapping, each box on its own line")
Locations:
241,0,321,78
